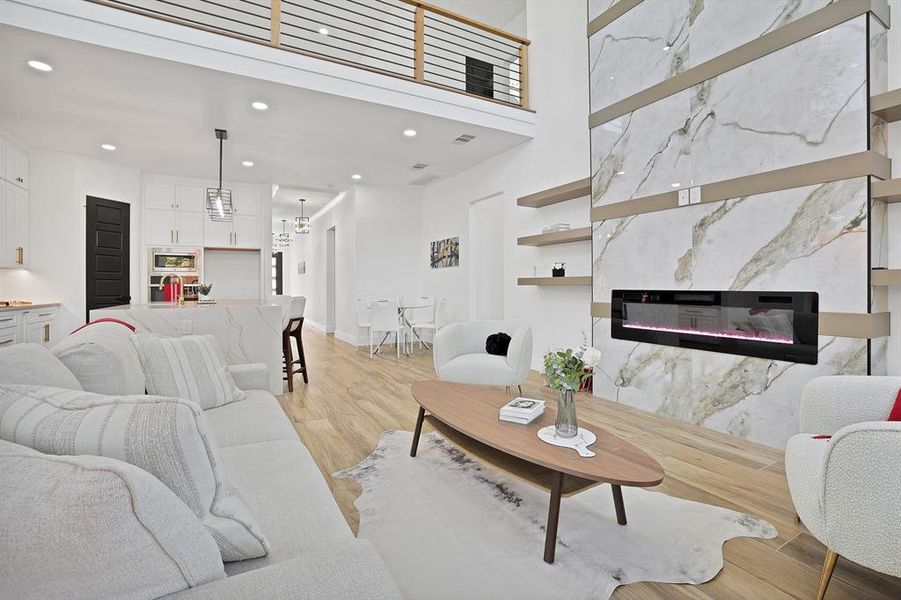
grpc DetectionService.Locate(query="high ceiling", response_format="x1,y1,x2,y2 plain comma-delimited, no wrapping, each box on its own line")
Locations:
0,26,528,192
271,185,337,226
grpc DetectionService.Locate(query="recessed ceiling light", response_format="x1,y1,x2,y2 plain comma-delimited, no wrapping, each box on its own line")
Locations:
100,143,117,151
351,174,362,180
318,28,329,35
663,45,671,51
403,129,417,137
242,160,254,167
608,76,615,80
616,170,625,175
27,60,52,72
251,101,268,111
670,182,681,188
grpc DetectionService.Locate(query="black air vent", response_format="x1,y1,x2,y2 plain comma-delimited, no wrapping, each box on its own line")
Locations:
452,134,476,145
410,163,429,170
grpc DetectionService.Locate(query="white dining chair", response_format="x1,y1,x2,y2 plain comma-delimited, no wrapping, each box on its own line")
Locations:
355,298,371,351
409,296,435,350
370,299,404,359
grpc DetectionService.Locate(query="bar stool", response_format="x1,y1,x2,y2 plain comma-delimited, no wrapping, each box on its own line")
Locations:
282,296,308,392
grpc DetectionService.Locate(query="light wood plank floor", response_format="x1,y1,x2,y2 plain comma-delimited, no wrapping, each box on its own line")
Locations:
277,330,899,599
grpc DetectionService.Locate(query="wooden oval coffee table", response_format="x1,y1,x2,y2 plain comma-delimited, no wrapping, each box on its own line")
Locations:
410,380,664,563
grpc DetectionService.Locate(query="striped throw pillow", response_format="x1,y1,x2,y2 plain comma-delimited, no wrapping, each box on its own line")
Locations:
132,334,245,410
0,385,269,562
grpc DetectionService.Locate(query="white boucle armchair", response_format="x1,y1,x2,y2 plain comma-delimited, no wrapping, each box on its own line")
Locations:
433,321,532,393
784,376,901,600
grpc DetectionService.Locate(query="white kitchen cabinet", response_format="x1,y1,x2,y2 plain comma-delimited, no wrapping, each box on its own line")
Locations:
2,181,27,268
233,215,261,249
233,188,261,216
0,306,58,348
175,185,205,212
204,218,233,247
144,208,177,246
145,183,176,211
175,211,205,246
203,213,261,249
4,142,28,190
145,191,206,247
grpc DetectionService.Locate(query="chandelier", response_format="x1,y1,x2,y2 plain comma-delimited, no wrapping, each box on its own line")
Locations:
294,198,310,234
276,219,292,247
206,129,233,222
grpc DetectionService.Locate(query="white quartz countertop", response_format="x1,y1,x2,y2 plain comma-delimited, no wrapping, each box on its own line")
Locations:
101,300,281,310
0,302,61,313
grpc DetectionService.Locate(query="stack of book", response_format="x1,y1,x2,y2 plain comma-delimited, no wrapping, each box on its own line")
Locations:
542,223,571,233
499,398,545,425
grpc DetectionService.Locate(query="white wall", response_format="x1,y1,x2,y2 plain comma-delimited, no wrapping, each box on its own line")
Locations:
204,249,261,299
304,190,356,339
420,0,590,368
0,147,141,334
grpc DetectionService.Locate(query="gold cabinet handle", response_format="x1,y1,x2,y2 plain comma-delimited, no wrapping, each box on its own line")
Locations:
176,229,179,243
43,323,50,343
16,246,23,265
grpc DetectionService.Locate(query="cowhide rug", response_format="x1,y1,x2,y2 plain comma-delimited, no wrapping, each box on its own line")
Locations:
335,430,777,600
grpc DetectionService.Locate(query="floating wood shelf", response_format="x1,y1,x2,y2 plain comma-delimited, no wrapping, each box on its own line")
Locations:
871,88,901,123
518,276,592,287
517,178,590,208
517,227,592,247
873,269,901,287
872,178,901,204
589,303,890,339
592,151,891,221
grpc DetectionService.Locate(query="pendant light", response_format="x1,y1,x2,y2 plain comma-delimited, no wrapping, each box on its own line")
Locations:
206,128,234,222
294,198,310,234
277,219,291,247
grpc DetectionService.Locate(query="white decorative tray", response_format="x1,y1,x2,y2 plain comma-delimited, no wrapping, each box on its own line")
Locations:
537,426,597,458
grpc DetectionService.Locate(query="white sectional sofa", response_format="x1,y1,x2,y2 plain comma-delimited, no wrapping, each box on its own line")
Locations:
0,323,401,599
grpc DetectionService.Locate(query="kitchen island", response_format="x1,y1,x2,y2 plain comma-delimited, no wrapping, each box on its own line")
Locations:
92,300,285,394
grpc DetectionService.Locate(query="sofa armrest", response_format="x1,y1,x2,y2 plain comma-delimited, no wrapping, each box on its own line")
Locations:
799,376,901,434
505,325,532,385
227,364,270,392
164,541,402,600
821,421,901,577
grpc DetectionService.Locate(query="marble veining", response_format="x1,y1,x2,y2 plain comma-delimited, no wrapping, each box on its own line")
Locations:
592,16,867,207
589,0,835,113
91,304,284,394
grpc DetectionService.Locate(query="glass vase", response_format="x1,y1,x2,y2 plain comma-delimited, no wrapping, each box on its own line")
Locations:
555,389,578,438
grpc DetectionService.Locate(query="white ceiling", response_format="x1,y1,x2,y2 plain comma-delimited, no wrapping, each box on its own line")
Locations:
0,26,528,191
271,185,337,228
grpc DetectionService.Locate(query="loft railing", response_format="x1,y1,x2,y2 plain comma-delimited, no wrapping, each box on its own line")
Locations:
90,0,530,109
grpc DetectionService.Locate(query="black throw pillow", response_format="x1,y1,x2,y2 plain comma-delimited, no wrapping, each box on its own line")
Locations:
486,332,512,356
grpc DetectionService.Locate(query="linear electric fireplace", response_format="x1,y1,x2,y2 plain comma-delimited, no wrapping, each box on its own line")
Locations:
611,290,819,364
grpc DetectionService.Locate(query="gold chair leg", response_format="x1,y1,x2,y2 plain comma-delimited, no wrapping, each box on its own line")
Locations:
815,549,838,600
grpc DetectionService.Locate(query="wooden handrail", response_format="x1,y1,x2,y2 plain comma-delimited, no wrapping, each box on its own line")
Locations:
400,0,530,45
270,0,281,46
414,5,425,81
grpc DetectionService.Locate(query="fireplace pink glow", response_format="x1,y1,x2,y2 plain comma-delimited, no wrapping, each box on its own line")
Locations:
621,322,794,344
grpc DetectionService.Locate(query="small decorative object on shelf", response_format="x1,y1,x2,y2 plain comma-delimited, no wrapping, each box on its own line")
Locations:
551,262,566,277
196,283,215,304
543,336,600,438
499,397,545,425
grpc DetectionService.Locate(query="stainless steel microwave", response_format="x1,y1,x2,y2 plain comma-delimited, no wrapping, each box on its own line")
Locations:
149,248,201,274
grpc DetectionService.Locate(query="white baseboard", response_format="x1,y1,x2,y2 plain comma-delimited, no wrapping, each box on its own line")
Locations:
334,330,359,346
306,319,327,332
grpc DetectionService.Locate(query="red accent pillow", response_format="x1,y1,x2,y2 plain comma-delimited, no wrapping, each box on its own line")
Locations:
69,318,136,335
889,388,901,422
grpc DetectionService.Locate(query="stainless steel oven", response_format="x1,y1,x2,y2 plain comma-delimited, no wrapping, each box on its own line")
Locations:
150,248,201,273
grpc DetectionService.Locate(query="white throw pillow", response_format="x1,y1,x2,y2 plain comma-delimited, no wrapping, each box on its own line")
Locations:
132,333,245,410
52,320,146,395
0,385,269,562
0,439,225,599
0,343,82,390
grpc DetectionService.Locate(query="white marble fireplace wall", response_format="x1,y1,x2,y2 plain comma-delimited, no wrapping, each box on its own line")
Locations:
589,3,876,448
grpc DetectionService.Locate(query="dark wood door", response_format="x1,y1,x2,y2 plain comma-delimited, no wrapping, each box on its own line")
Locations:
86,196,130,322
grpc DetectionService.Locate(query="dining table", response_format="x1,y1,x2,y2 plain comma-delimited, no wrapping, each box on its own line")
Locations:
373,301,430,355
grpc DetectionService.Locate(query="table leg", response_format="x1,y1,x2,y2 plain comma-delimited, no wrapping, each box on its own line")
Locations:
611,484,627,526
410,406,425,457
544,470,564,564
374,331,391,355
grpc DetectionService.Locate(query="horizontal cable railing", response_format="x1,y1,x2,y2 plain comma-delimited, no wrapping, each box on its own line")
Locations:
90,0,530,109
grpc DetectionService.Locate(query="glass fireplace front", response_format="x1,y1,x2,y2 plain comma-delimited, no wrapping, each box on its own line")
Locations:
611,290,819,364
